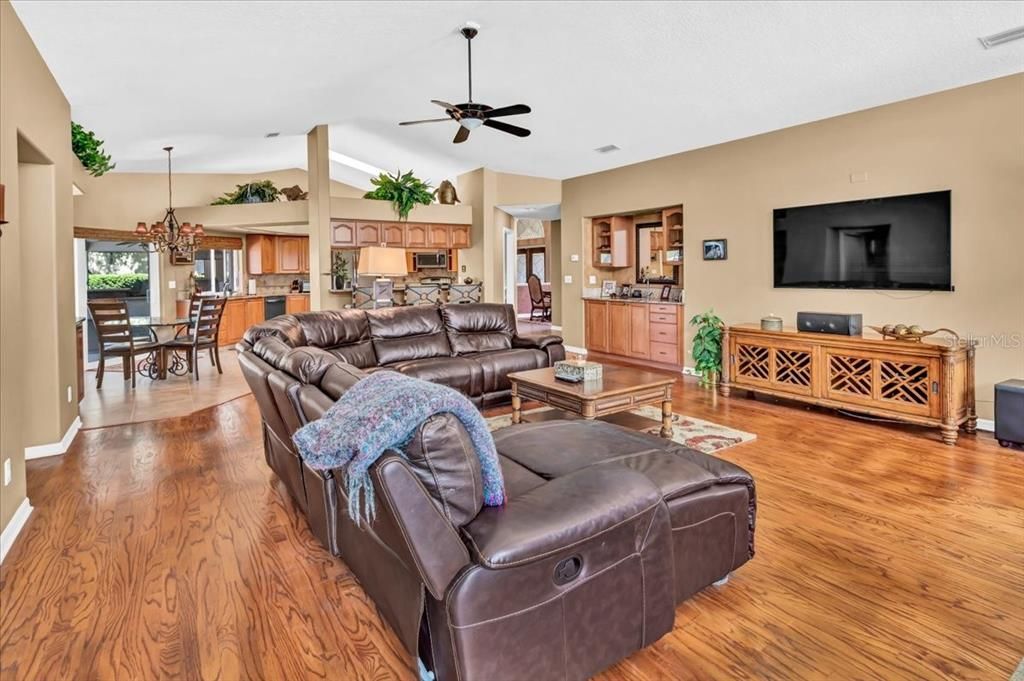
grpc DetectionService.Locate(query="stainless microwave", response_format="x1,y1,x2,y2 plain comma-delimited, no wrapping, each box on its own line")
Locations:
414,252,447,269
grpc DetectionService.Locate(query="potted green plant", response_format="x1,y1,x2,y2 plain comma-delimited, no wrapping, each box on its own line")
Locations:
689,309,724,387
72,122,116,176
211,180,281,205
331,252,350,291
363,169,434,220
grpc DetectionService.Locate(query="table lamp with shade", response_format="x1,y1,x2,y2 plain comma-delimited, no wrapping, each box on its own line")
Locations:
357,245,408,308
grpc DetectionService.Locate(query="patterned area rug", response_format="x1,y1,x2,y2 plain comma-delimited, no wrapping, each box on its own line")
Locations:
485,405,756,455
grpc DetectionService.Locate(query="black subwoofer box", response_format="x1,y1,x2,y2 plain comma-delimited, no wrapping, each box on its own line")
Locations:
796,311,863,336
995,379,1024,447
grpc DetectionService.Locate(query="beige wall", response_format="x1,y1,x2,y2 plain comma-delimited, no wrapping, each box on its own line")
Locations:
0,1,77,530
560,74,1024,419
457,169,561,305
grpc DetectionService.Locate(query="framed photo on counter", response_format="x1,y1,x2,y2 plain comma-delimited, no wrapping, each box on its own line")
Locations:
601,280,617,297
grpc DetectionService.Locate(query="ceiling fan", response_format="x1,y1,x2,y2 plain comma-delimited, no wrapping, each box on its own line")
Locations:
399,23,531,144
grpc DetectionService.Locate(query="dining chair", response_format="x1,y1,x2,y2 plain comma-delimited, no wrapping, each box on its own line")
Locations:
163,296,227,379
527,274,551,321
448,283,483,304
87,299,160,389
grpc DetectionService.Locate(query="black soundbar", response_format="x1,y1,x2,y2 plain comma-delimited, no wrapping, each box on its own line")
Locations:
796,312,863,336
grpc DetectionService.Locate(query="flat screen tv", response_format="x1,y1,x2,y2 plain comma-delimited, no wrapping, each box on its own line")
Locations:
773,190,951,291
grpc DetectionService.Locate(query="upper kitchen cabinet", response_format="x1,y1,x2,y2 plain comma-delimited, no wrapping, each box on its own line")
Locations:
246,235,277,275
276,236,305,274
331,220,356,247
450,224,471,249
356,222,382,246
381,222,406,247
428,224,451,248
405,223,429,248
592,215,633,268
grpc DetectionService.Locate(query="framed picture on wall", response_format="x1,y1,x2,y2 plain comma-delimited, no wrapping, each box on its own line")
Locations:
170,248,195,266
702,239,728,261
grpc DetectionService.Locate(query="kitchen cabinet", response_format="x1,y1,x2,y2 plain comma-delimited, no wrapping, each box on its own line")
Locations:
629,304,650,359
404,223,428,248
300,239,310,273
451,224,471,248
220,299,247,346
427,224,451,248
331,221,357,247
247,235,276,275
607,302,631,355
244,298,264,328
584,299,684,369
286,294,311,315
356,222,382,246
584,300,608,353
381,222,405,247
276,236,304,273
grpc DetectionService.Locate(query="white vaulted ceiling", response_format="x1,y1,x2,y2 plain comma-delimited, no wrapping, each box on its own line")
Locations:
12,1,1024,187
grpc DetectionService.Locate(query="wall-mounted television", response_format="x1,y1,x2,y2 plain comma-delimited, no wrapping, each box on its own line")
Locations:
773,190,951,291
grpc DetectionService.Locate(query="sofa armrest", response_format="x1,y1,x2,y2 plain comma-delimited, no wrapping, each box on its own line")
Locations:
512,333,563,350
462,466,663,568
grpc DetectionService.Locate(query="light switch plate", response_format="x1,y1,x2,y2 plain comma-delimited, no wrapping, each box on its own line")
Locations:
570,254,580,262
563,275,573,284
67,386,72,403
588,275,597,285
3,459,11,486
168,280,177,289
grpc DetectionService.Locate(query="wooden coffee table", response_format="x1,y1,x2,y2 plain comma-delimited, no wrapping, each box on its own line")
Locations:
508,366,676,438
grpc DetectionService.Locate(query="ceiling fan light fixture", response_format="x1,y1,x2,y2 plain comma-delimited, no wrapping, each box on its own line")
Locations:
460,118,485,130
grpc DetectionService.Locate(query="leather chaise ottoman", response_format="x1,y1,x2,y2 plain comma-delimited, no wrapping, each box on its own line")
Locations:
492,419,756,602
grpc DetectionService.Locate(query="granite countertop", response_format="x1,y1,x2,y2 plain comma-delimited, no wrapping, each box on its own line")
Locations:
581,296,685,306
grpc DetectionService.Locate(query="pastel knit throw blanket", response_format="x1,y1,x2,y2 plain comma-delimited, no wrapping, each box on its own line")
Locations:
292,370,505,525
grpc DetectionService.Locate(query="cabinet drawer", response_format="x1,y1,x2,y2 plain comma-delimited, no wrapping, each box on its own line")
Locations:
650,304,678,315
650,342,679,363
651,312,676,324
650,322,679,343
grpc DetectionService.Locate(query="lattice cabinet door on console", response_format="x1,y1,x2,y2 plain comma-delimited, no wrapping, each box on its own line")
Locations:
733,341,814,396
721,324,975,445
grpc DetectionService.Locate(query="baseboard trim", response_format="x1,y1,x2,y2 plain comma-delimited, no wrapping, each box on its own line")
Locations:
0,498,33,564
977,418,994,433
563,345,588,356
24,415,82,460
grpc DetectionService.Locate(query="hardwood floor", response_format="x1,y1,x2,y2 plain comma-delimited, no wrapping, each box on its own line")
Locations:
1,376,1021,680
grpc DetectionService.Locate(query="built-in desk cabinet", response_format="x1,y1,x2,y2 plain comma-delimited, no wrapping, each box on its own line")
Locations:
585,299,685,370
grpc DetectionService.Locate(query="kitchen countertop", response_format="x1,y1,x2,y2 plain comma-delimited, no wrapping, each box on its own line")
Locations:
582,296,685,306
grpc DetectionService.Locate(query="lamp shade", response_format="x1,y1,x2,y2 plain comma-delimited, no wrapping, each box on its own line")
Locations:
357,246,408,277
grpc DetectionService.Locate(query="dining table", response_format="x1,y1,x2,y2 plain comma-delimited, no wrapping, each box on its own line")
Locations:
130,315,191,380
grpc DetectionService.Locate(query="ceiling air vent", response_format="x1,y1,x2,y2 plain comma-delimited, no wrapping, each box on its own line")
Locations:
264,132,281,138
594,144,620,154
979,25,1024,49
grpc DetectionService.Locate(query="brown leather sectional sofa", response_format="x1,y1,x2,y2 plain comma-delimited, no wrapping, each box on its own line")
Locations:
237,303,756,680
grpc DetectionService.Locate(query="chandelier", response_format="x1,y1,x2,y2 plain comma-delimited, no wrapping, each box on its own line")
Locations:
134,146,204,255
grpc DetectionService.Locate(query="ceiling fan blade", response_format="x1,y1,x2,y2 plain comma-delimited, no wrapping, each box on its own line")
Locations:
483,104,531,119
483,119,531,137
453,126,470,144
431,99,461,113
399,118,452,126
